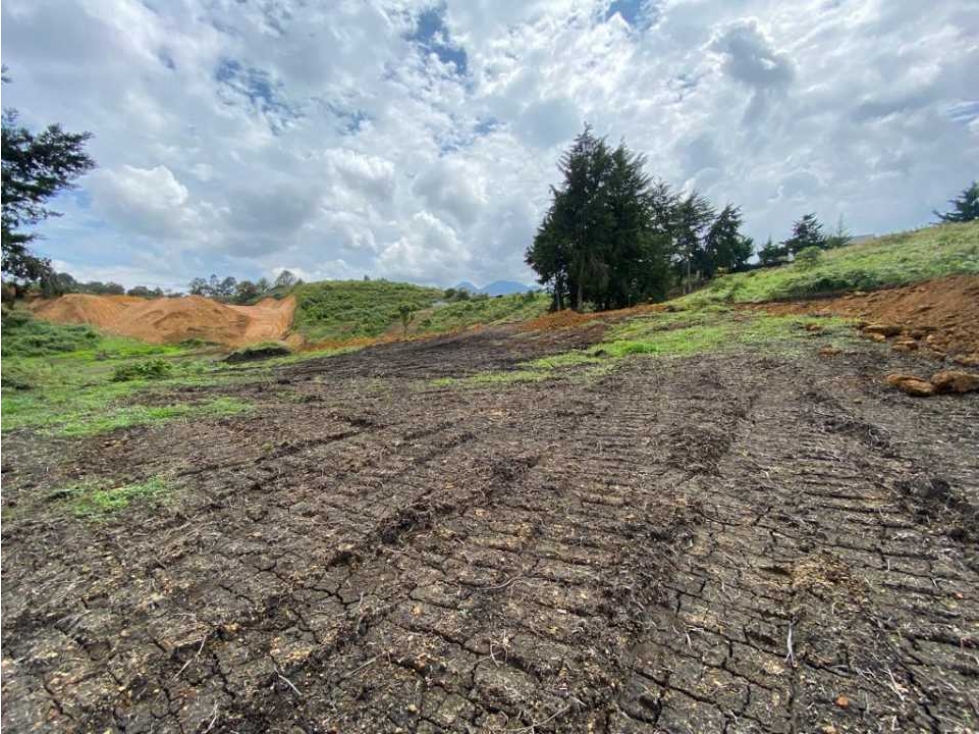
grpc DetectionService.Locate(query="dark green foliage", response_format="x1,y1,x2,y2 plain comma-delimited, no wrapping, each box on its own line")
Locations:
825,216,853,249
111,359,173,382
782,213,828,255
2,103,95,281
527,126,752,310
934,181,979,223
223,341,292,363
397,303,415,335
758,236,788,267
1,308,98,357
704,205,753,276
794,246,822,270
526,126,675,310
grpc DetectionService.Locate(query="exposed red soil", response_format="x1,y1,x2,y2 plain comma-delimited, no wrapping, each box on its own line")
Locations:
30,294,297,347
749,274,979,362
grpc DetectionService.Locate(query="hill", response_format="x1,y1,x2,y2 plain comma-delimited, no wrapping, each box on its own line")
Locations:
291,280,444,342
679,221,979,307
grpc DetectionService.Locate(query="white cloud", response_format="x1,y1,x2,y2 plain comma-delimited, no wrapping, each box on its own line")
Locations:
2,0,977,289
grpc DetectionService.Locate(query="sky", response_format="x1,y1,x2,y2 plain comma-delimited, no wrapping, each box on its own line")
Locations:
2,0,977,292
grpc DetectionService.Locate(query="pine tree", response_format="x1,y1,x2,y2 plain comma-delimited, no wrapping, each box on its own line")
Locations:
673,192,715,293
2,107,95,281
783,213,828,255
704,204,752,275
934,181,979,223
758,236,786,267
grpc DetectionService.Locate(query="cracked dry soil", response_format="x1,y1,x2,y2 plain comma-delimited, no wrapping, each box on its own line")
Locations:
2,326,978,733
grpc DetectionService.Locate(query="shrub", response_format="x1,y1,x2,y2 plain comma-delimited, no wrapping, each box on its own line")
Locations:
794,246,823,270
111,359,173,382
223,341,292,363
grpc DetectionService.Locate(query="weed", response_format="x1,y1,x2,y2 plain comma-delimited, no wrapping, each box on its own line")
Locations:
47,475,173,517
224,341,292,363
111,358,174,382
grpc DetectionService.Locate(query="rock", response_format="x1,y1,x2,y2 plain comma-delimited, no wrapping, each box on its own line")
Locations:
891,339,918,352
930,370,979,394
885,374,935,397
952,352,979,367
863,323,901,337
835,695,850,709
805,323,823,333
818,346,842,357
867,333,887,343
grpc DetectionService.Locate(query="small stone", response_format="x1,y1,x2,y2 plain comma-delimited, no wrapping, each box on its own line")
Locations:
863,323,901,337
931,370,979,394
819,346,842,357
805,323,823,333
952,352,979,367
867,333,887,343
835,695,849,709
407,704,418,714
885,374,935,397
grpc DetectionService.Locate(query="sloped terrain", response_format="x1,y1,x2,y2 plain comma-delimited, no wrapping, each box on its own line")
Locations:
30,295,296,347
2,314,977,733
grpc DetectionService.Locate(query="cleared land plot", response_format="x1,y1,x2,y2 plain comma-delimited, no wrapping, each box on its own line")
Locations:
2,308,977,733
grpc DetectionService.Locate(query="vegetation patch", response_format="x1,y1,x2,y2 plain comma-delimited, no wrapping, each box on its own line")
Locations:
112,358,174,382
47,475,173,518
292,280,443,341
224,341,293,363
678,221,979,307
1,308,100,356
414,292,549,334
53,396,253,438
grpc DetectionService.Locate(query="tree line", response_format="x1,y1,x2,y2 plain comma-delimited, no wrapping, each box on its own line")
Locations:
187,269,299,304
527,126,978,311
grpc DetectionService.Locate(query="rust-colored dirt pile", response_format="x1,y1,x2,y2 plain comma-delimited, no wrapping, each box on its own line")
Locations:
753,274,979,363
31,294,296,347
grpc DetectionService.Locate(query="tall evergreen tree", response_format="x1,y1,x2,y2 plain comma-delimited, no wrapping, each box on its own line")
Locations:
783,213,828,255
758,236,786,267
703,204,753,275
2,70,95,282
673,192,715,293
934,181,979,223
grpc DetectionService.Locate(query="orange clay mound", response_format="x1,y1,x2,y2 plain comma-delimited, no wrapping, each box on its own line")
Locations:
31,294,297,347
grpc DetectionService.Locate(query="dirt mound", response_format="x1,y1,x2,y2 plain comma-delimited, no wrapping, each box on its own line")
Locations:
752,274,979,360
31,294,297,347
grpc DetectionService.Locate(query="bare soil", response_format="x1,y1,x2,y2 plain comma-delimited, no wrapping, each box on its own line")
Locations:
30,295,297,347
2,322,978,733
750,275,979,361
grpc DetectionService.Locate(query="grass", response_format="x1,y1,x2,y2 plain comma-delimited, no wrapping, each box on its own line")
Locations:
292,280,444,342
224,340,293,363
413,292,549,334
430,307,859,390
677,221,979,307
46,475,173,517
1,310,259,436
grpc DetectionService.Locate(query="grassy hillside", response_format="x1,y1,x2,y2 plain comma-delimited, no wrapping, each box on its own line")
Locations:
291,280,443,342
413,292,549,334
678,221,979,307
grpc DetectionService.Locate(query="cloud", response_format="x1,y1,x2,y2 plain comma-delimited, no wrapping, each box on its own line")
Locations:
1,0,977,289
88,165,199,239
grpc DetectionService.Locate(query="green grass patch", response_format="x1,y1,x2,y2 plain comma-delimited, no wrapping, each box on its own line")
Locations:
53,396,253,437
414,292,549,334
676,221,979,307
47,475,173,517
111,358,174,382
292,280,444,341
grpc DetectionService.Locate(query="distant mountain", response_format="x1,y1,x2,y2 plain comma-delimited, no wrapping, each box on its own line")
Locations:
454,280,535,296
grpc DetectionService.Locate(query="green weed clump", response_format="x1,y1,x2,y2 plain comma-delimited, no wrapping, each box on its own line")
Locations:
48,475,173,517
224,341,292,363
111,358,174,382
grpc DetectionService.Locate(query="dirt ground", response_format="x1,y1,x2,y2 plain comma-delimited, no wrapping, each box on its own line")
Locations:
30,294,297,347
748,275,979,361
2,321,978,733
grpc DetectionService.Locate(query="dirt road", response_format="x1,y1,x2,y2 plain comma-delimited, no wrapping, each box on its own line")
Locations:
2,326,977,733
